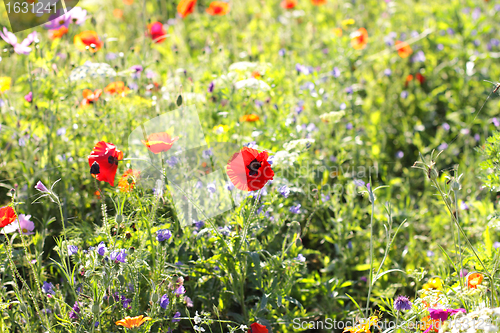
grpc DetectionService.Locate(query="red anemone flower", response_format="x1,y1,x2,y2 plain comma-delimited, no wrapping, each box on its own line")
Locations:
311,0,326,5
396,40,413,58
177,0,197,18
148,22,167,44
226,147,274,191
206,1,230,15
280,0,297,9
88,141,124,186
141,132,179,154
249,323,268,333
0,206,17,229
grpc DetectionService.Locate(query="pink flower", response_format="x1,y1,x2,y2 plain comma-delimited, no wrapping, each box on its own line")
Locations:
68,7,88,25
44,12,72,30
24,92,32,103
1,214,35,235
428,308,466,321
0,28,37,55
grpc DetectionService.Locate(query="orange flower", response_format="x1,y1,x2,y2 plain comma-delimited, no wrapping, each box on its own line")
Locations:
141,132,179,154
49,26,68,39
113,8,123,18
74,31,103,53
467,273,483,289
351,28,368,50
280,0,297,9
405,74,414,87
123,0,133,4
396,40,413,58
421,316,441,333
206,1,230,15
115,315,151,329
177,0,197,18
251,71,261,79
311,0,326,5
118,169,141,193
104,82,130,96
240,114,260,122
333,27,343,37
81,89,102,107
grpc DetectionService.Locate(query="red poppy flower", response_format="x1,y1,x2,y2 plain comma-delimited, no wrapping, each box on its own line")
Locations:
177,0,197,18
118,169,141,193
0,206,17,229
226,147,274,191
88,141,124,186
311,0,326,5
240,114,260,122
148,22,167,44
280,0,297,9
351,28,368,50
206,1,230,15
104,81,130,96
416,73,425,84
74,31,103,53
141,132,179,154
249,323,268,333
396,40,413,58
81,89,102,107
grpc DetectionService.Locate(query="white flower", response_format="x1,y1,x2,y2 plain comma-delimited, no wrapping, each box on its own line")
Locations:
239,325,248,331
69,61,116,81
234,78,271,91
271,150,299,167
320,110,345,124
1,214,35,235
194,325,205,332
228,61,258,71
283,138,315,151
194,311,202,324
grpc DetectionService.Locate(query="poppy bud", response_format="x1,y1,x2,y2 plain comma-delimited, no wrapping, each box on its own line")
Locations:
116,214,123,223
90,161,100,175
427,168,438,180
451,180,460,191
91,303,100,314
151,293,159,303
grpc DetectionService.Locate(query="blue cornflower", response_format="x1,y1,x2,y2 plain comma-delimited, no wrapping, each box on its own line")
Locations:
289,204,301,214
172,312,181,322
110,249,127,263
96,242,107,256
394,295,412,311
68,245,78,256
42,282,55,295
157,229,172,242
160,294,170,309
279,185,290,198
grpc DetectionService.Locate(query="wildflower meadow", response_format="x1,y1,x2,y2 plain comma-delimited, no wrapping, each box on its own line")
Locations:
2,0,500,332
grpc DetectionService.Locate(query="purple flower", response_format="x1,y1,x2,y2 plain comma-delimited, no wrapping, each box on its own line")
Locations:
106,53,117,60
24,92,33,103
412,50,426,63
96,242,107,256
345,86,353,94
42,282,55,295
166,156,180,168
438,143,448,150
35,181,50,193
332,67,341,78
460,269,469,278
394,295,412,311
193,220,204,229
494,242,500,249
474,134,480,142
72,302,81,313
321,194,330,202
208,81,215,93
395,151,404,159
429,308,466,321
279,48,286,56
493,117,500,127
295,254,306,262
472,8,481,20
289,204,301,214
354,179,365,187
121,296,132,309
442,122,450,131
401,90,408,99
110,249,127,263
279,185,290,198
68,245,78,256
346,122,353,130
172,311,181,322
157,229,172,242
207,182,216,193
160,294,170,309
44,12,72,30
184,296,193,307
56,127,66,136
69,311,78,319
202,148,213,159
360,276,367,282
427,250,435,257
384,69,392,76
174,286,186,295
130,65,143,79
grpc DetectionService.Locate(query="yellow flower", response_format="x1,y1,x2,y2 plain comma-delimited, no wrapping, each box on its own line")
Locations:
115,315,151,329
343,316,378,333
333,27,343,37
341,18,355,27
423,277,443,291
0,77,12,93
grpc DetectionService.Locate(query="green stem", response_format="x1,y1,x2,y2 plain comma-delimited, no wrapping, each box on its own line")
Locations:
453,190,464,291
365,197,375,318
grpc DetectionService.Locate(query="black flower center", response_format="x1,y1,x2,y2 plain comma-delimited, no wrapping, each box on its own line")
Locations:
247,159,262,176
108,155,118,165
90,161,100,175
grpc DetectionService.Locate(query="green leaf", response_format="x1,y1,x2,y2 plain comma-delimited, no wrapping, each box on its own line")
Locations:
176,94,183,106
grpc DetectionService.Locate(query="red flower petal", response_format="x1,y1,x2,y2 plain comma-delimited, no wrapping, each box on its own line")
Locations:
226,147,274,191
88,141,123,186
249,323,268,333
0,206,17,228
